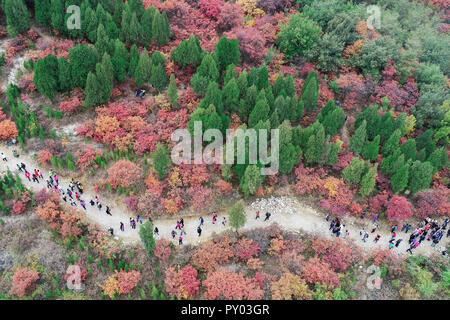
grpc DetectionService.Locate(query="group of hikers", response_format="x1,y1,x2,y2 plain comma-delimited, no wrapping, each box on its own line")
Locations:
2,147,448,254
326,210,449,256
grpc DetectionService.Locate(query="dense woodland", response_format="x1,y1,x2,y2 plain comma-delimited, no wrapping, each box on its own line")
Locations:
0,0,448,300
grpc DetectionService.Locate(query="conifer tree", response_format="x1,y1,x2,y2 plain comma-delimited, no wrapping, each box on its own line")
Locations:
170,35,203,69
111,39,130,82
83,72,102,108
382,129,402,157
214,37,241,74
128,44,140,78
228,200,246,232
400,139,416,162
51,0,65,34
257,65,269,90
222,78,239,113
140,8,155,46
349,120,367,155
300,70,319,112
167,74,178,107
408,161,434,195
150,63,168,93
359,164,377,197
152,10,169,46
248,97,270,128
35,0,51,28
57,57,72,92
68,44,97,88
362,135,380,162
134,51,151,87
152,144,170,179
240,165,262,198
390,162,409,194
95,24,109,58
4,0,31,37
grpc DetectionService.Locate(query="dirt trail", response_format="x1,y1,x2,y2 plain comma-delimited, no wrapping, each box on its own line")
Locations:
0,145,448,258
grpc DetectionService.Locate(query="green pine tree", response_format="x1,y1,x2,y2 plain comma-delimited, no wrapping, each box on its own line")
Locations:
4,0,31,37
167,74,178,107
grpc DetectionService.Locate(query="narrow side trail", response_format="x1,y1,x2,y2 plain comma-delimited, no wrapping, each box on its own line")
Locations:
0,145,448,258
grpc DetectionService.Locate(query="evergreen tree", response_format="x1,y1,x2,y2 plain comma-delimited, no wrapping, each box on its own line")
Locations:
34,55,58,100
236,70,248,98
228,200,246,232
322,108,345,136
83,71,102,108
57,57,72,92
378,112,395,143
152,144,170,179
51,0,65,34
382,129,402,156
223,64,237,85
362,135,380,162
95,53,114,103
400,139,416,161
239,84,257,120
248,97,270,128
95,24,109,58
380,149,404,176
112,0,124,25
279,143,302,175
139,221,156,257
342,157,367,187
327,142,340,166
167,74,178,107
222,78,239,113
257,65,269,90
111,39,130,82
240,165,262,198
150,51,166,66
170,35,203,69
83,6,99,42
408,161,434,195
359,164,377,197
305,122,325,165
300,70,319,112
196,53,219,82
140,7,155,46
134,51,151,87
68,44,97,88
416,129,436,158
190,73,210,96
128,44,140,78
150,63,168,93
35,0,52,27
125,12,142,45
4,0,31,37
214,37,241,74
428,147,448,172
128,0,145,18
390,162,409,194
349,120,367,155
152,10,169,46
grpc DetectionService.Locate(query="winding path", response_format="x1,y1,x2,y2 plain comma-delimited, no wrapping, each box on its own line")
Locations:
0,145,448,258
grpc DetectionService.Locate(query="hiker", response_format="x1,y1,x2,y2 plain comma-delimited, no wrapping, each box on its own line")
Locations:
389,242,395,249
1,153,7,161
62,195,67,202
374,234,381,243
67,189,73,199
395,239,402,247
326,214,330,221
222,217,227,226
371,224,378,233
178,235,183,245
360,211,366,219
171,230,177,239
75,192,80,201
97,202,102,211
106,206,112,216
362,232,369,242
255,211,260,219
197,226,202,237
25,171,31,181
373,214,378,223
68,182,74,191
80,200,86,210
154,227,159,236
199,216,204,226
13,150,19,158
21,163,26,171
180,218,184,228
120,222,125,232
329,220,335,230
212,213,217,224
90,199,95,206
54,175,59,186
176,221,181,230
108,227,114,236
70,198,76,206
264,212,271,221
17,163,23,172
391,225,398,233
38,169,43,179
406,224,412,233
344,230,350,239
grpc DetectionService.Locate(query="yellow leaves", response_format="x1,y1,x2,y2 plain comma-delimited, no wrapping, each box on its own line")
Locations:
404,115,416,136
268,236,286,256
237,0,265,18
247,258,263,271
100,274,120,299
168,167,182,188
343,39,364,58
324,177,343,198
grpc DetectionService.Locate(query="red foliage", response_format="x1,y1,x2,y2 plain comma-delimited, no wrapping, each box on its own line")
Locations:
199,0,223,20
116,270,142,294
232,237,260,262
9,267,39,297
187,186,213,210
59,96,82,114
203,269,264,300
192,237,234,271
385,196,413,222
164,265,201,299
367,191,389,213
37,149,53,165
413,185,450,218
217,2,244,32
302,257,340,289
311,238,358,272
0,120,18,140
107,160,143,190
75,145,101,172
224,27,266,65
336,72,375,110
153,239,172,262
214,179,233,195
12,200,26,215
